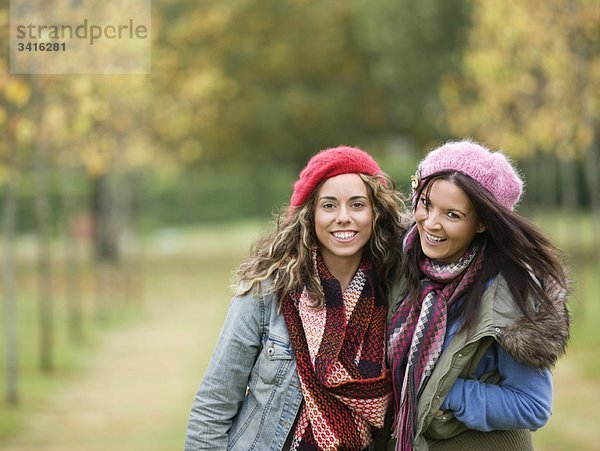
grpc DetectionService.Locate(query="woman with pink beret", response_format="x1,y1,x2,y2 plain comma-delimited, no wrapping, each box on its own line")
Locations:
387,140,570,450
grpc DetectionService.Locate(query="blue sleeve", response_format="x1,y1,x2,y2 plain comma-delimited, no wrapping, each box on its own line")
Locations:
184,293,263,450
441,344,553,432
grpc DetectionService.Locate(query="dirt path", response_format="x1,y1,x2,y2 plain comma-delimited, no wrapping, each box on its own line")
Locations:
2,293,220,451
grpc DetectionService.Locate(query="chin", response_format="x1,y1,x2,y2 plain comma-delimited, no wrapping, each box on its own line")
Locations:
422,247,446,261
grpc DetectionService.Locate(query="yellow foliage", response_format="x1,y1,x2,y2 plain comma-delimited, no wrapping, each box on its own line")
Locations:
441,0,600,159
4,78,32,108
83,147,108,178
14,117,37,146
71,76,93,97
0,58,7,79
72,115,92,136
123,133,154,167
179,139,203,163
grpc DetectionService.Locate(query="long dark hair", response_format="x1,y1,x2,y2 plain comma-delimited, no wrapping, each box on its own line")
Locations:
404,170,568,333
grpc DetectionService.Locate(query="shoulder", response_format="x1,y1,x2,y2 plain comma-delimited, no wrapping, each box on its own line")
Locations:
235,278,280,311
490,273,570,370
486,274,523,327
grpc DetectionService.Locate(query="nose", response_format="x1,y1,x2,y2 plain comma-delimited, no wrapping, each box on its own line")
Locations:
422,210,441,229
336,206,351,223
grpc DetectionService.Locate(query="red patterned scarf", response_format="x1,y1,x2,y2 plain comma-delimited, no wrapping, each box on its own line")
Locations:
282,250,392,451
387,226,484,451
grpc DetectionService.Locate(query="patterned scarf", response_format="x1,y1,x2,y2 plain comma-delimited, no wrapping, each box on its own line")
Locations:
387,225,484,451
282,250,392,451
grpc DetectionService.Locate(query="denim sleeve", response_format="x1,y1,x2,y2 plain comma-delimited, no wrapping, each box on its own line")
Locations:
441,344,553,432
184,293,264,450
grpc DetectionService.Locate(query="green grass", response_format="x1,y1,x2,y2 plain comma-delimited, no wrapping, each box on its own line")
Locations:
530,210,600,371
0,220,264,444
521,210,600,449
0,296,143,440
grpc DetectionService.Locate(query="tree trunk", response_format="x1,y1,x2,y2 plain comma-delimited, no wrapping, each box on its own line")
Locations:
114,173,134,305
2,173,19,405
539,152,558,210
91,173,120,321
35,126,54,373
60,168,84,345
555,155,579,248
92,173,120,262
558,156,578,210
584,141,600,275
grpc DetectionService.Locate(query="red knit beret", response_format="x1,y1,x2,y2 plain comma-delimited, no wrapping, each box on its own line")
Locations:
290,145,383,207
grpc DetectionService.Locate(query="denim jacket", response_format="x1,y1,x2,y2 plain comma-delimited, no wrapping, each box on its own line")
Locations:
184,283,304,450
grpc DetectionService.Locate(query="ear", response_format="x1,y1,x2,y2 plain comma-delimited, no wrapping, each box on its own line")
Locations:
477,222,486,233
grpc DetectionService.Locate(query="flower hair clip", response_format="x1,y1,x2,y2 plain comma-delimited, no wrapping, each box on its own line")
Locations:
410,169,420,191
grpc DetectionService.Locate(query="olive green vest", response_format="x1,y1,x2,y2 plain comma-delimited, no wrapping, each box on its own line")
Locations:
388,275,534,451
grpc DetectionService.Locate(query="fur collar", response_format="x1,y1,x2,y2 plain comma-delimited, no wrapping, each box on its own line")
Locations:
495,275,570,370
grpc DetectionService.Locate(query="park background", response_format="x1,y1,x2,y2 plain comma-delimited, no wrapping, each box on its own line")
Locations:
1,0,599,449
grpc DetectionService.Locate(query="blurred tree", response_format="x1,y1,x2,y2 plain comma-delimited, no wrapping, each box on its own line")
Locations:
154,0,360,168
353,0,472,149
0,0,152,405
32,79,55,373
440,1,599,196
59,75,153,318
439,0,600,266
151,0,471,174
0,101,21,403
1,1,33,402
52,89,87,345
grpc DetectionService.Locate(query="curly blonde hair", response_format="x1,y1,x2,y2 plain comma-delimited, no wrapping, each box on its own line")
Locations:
235,174,410,308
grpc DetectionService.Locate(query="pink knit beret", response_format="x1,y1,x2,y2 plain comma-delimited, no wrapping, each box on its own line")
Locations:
416,140,524,210
290,145,383,207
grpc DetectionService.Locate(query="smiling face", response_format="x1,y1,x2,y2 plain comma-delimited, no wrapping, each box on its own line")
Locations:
314,173,373,270
415,179,485,263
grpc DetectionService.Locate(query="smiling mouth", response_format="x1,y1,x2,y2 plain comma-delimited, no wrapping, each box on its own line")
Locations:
425,232,446,243
332,231,357,241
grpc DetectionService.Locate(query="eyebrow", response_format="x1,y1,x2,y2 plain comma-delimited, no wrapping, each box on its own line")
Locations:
448,207,468,216
318,195,369,201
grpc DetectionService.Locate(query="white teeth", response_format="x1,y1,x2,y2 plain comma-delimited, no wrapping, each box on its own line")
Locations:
333,231,356,240
426,232,445,242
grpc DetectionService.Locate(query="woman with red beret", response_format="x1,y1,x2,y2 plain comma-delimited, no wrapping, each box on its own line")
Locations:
185,146,408,450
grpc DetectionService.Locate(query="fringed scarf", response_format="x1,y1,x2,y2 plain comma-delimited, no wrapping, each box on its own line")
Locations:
282,250,392,451
387,226,484,451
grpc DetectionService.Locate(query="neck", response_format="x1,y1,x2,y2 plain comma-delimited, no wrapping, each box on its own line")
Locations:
321,254,362,292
